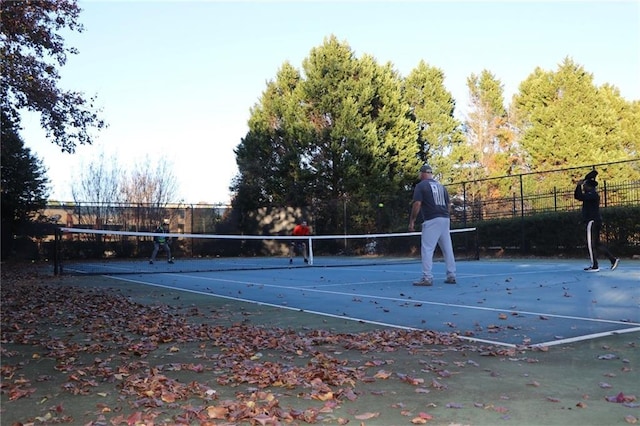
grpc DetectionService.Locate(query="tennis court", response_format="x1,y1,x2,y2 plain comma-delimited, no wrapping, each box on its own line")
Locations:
65,256,640,348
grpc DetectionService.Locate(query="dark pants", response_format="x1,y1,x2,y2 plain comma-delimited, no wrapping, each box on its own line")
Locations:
585,220,615,268
151,241,171,261
289,241,307,260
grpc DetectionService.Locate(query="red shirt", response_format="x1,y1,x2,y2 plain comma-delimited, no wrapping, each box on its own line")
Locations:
293,224,310,236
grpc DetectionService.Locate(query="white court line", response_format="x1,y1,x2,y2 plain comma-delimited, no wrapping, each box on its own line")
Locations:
112,274,631,349
105,274,640,349
69,258,639,348
532,327,640,348
313,265,582,280
107,272,639,326
62,264,133,273
148,272,639,327
151,264,583,289
104,275,424,329
120,272,640,329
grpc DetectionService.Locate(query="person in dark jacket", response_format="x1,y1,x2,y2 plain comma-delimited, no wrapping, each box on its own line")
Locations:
150,220,174,264
573,170,619,272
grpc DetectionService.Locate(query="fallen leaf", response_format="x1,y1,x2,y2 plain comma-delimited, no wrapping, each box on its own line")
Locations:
354,412,379,420
206,405,228,419
374,370,392,379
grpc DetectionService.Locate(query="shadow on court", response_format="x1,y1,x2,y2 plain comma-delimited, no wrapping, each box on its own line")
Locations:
106,258,640,347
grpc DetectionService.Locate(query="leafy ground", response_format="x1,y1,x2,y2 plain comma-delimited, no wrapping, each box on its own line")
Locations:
1,262,638,426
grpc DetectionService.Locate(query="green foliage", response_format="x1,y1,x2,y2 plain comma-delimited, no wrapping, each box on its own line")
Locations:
466,71,518,172
229,38,639,239
1,0,105,152
403,61,466,183
473,206,639,257
464,69,523,200
232,38,640,236
232,36,468,234
1,112,50,258
510,57,639,194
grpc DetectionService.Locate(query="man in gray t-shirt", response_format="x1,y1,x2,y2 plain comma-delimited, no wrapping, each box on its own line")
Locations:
408,164,456,286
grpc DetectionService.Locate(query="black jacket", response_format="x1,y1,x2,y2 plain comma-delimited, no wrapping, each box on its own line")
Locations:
574,183,601,223
153,226,169,243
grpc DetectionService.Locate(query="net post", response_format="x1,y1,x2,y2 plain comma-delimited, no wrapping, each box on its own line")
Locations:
474,227,480,260
308,236,314,265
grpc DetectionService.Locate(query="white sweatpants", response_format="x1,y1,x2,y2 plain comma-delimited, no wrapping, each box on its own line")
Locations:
420,217,456,280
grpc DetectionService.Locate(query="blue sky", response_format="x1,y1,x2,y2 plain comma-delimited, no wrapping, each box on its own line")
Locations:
21,1,640,205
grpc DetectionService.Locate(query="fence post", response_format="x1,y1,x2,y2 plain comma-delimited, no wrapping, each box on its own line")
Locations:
462,182,467,226
190,204,194,256
53,227,61,276
343,195,348,252
520,175,526,254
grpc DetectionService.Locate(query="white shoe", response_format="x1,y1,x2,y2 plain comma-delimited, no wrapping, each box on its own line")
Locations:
611,259,620,270
413,277,433,286
584,266,600,272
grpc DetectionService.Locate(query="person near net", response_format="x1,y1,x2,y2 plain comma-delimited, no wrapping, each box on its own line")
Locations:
150,220,174,264
289,220,310,264
408,164,456,286
573,170,619,272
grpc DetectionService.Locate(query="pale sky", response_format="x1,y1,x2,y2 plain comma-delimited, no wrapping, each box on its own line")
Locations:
20,1,640,205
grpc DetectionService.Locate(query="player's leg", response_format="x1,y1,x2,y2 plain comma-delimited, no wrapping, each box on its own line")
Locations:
585,221,598,270
593,222,618,267
302,242,308,263
289,241,295,264
164,242,173,263
416,219,439,284
437,217,456,283
150,242,159,263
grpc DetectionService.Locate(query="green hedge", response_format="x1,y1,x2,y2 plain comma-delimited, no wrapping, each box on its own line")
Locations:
469,206,640,258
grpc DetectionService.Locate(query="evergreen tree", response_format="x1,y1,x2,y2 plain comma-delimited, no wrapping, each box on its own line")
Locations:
1,112,50,258
233,36,421,234
403,61,468,185
511,57,639,192
465,70,521,198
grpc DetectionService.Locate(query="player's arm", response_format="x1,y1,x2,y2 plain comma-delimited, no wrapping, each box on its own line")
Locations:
574,180,585,200
409,200,421,231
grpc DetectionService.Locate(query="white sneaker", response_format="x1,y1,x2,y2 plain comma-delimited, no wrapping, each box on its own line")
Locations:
611,258,620,271
413,277,433,286
584,266,600,272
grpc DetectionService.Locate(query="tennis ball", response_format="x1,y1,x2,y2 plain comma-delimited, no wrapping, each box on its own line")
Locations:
378,203,384,208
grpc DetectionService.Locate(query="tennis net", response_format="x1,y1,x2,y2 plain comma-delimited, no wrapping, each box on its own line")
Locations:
53,227,478,275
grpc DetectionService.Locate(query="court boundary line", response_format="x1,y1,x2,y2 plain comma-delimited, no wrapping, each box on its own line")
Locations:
58,258,424,276
105,276,430,334
533,327,640,348
104,274,639,349
160,272,640,328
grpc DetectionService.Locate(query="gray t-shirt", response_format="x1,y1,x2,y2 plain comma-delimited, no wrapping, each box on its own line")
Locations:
412,178,450,221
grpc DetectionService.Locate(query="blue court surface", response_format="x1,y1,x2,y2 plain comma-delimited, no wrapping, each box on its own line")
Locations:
80,258,639,348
